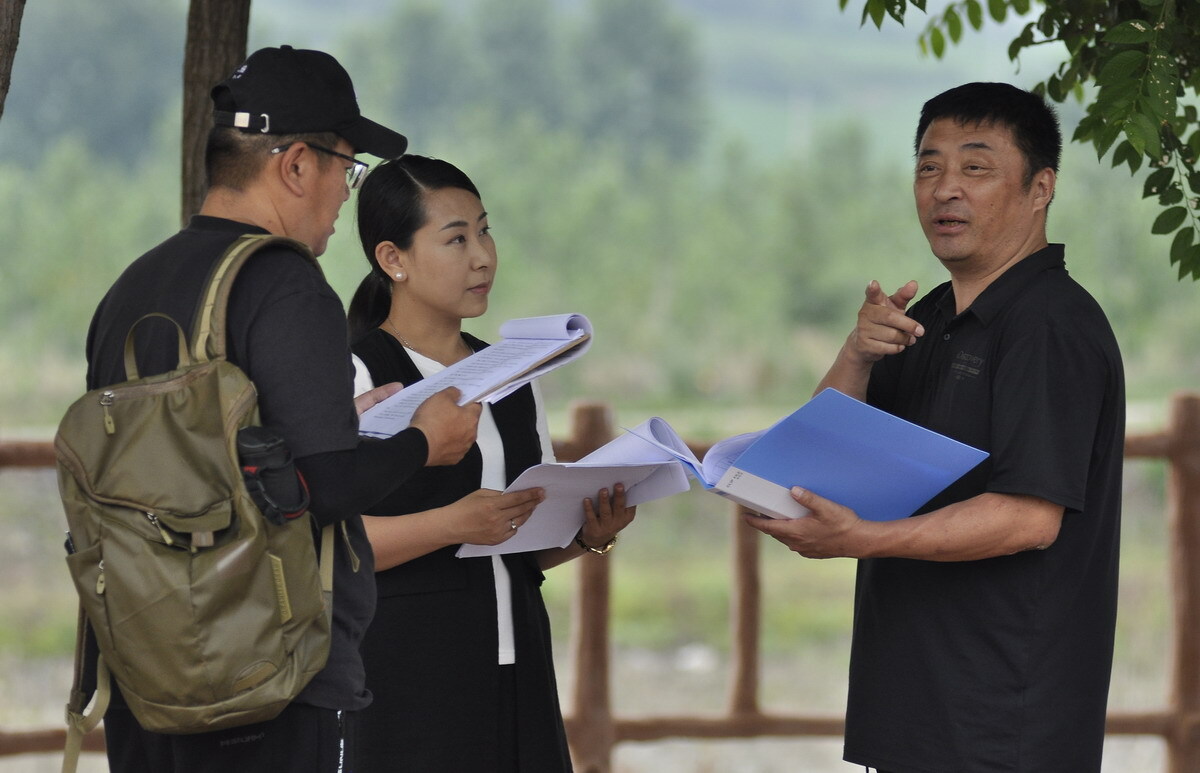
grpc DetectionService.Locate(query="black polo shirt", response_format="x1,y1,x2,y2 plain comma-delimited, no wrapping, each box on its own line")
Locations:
844,244,1125,773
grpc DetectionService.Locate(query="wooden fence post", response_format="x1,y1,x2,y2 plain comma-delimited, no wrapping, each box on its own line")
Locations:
561,402,617,773
729,507,761,721
1167,393,1200,773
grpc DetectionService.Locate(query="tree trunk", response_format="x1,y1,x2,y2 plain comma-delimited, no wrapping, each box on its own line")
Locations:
181,0,252,223
0,0,28,122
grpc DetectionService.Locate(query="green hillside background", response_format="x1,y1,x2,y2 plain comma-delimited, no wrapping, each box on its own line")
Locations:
1,0,1194,435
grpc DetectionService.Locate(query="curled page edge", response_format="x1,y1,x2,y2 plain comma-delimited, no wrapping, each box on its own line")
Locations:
497,313,592,341
357,312,591,437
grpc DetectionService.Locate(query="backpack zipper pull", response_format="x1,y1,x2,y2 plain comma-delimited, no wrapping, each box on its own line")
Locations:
146,512,175,547
96,559,106,595
100,391,116,435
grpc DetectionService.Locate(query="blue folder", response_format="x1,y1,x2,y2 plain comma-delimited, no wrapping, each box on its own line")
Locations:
719,389,988,521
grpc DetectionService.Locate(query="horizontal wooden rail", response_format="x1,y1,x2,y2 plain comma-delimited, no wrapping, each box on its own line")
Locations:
1,392,1196,770
0,727,105,756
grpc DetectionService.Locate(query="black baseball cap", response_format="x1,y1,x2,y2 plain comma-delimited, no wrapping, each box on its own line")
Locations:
211,45,408,158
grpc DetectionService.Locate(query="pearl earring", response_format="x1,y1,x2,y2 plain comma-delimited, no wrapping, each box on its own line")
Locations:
395,272,404,280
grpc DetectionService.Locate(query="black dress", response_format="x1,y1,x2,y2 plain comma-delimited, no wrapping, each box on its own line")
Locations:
351,328,573,772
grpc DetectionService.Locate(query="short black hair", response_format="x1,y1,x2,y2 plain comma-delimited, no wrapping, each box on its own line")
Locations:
204,127,340,191
915,82,1061,186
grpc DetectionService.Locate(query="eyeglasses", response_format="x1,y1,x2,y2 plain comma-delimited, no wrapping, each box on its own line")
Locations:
270,142,370,190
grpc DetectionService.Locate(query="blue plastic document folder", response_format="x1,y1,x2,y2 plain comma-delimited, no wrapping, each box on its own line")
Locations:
715,388,988,521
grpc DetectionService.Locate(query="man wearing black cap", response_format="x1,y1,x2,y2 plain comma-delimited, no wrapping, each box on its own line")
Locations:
84,46,481,772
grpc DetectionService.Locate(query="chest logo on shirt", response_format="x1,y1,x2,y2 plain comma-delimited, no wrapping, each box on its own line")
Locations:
950,350,984,380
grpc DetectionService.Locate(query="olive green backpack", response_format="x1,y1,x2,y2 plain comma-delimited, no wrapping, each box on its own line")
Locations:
54,234,335,771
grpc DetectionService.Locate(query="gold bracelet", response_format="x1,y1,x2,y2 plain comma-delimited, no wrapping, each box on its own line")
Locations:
575,532,617,555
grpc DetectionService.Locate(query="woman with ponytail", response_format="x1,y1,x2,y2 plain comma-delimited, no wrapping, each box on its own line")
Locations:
348,155,635,772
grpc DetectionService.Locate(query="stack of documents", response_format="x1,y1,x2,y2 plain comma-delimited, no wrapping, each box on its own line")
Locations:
358,313,591,439
459,389,988,557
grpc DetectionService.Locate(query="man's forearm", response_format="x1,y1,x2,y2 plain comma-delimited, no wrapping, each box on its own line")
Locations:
814,336,873,400
853,492,1064,562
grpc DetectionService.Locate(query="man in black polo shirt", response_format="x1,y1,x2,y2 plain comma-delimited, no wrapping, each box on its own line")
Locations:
745,83,1124,772
85,46,483,772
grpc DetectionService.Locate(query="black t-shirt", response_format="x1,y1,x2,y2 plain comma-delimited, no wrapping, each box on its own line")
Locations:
844,245,1125,773
86,215,375,711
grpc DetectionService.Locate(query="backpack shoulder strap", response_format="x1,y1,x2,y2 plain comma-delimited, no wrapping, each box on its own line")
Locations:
191,234,318,363
62,607,109,773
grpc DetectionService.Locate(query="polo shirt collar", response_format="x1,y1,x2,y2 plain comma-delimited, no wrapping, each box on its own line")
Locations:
934,243,1065,326
186,214,273,236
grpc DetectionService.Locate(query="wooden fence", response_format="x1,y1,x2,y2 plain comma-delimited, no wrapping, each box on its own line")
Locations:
0,392,1197,771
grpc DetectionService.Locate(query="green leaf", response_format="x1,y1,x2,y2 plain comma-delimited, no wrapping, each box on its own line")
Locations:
1094,79,1141,121
1161,186,1184,205
1126,112,1163,158
1170,224,1193,265
987,0,1007,23
1038,13,1057,37
1095,122,1125,160
1103,19,1157,45
1062,31,1086,55
1180,243,1200,280
867,0,887,28
1007,22,1035,62
1072,114,1099,143
1007,36,1022,61
1012,0,1031,12
966,0,984,29
1143,50,1179,122
1152,205,1187,234
1189,170,1200,193
1047,74,1065,102
1143,166,1174,198
1112,140,1143,173
945,7,963,43
930,26,946,57
1097,50,1147,87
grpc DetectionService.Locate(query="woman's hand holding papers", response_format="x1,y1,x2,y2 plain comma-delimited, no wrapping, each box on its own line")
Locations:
441,487,546,547
579,483,637,551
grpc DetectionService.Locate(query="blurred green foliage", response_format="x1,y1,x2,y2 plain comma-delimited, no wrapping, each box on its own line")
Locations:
1,0,1197,435
845,0,1200,279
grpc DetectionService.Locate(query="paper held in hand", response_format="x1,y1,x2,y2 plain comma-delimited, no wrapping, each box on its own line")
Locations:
357,313,592,439
626,388,989,522
456,388,988,558
455,431,692,558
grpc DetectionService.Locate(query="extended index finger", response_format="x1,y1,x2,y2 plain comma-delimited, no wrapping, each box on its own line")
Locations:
859,302,924,346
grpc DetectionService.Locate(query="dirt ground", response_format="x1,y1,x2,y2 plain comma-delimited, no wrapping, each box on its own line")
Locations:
0,650,1169,773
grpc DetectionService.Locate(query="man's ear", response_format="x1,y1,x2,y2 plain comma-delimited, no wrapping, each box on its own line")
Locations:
1031,167,1056,212
271,142,309,197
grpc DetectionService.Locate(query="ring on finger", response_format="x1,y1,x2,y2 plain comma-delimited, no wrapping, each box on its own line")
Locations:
510,519,518,530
